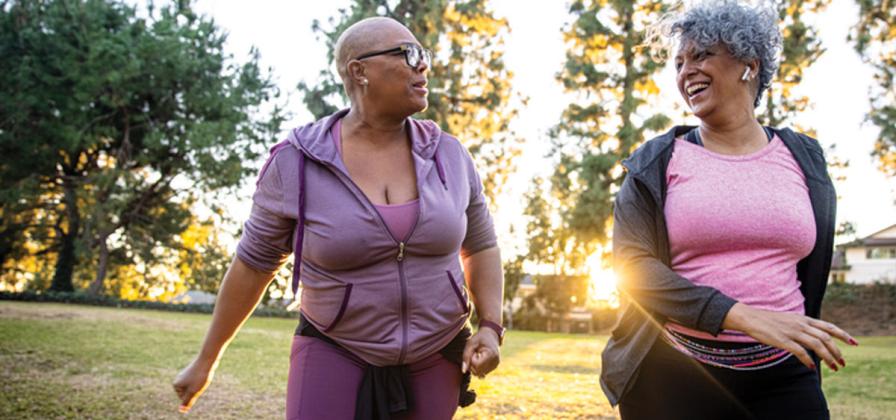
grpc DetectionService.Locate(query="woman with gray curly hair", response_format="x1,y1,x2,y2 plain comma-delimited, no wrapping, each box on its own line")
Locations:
601,1,856,418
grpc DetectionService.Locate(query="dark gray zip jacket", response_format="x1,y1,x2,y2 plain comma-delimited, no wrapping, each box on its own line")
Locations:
600,125,837,405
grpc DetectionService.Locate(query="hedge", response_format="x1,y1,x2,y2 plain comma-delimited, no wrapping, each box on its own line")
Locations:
0,291,295,318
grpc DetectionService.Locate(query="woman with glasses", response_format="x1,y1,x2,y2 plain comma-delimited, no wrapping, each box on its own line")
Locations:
601,2,856,419
173,17,505,420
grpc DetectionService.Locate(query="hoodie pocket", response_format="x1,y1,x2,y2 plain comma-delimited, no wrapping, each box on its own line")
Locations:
446,270,471,314
301,283,353,333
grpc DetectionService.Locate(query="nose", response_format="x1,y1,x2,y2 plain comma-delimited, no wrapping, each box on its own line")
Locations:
677,59,697,86
679,59,698,77
415,57,429,73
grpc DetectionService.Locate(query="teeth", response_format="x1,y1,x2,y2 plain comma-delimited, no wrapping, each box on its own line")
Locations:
687,83,709,96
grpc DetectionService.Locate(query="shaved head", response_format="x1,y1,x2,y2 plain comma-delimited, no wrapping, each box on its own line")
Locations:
334,17,415,84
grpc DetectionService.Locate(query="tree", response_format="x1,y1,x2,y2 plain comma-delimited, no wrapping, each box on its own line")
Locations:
175,215,232,294
526,0,670,276
513,273,589,331
761,0,831,130
0,0,284,293
501,254,524,328
521,177,568,273
532,274,589,316
850,0,896,177
297,0,525,202
0,185,43,277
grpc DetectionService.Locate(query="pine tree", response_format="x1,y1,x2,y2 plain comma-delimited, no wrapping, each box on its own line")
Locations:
850,0,896,176
526,0,670,275
0,0,284,292
761,0,831,130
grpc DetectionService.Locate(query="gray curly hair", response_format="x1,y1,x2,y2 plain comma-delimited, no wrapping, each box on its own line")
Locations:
647,0,782,108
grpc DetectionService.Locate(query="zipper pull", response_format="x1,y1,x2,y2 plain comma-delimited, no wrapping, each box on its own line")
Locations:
397,242,406,262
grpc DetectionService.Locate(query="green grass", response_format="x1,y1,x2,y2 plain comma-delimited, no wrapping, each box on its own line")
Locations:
823,336,896,420
1,301,893,419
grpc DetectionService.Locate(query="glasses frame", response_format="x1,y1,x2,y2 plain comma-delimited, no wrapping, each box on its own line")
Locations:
354,43,432,68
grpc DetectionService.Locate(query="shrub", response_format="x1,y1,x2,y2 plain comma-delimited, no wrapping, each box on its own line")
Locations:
0,291,296,318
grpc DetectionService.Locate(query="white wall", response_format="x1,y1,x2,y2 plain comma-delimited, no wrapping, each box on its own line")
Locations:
842,247,896,284
846,248,867,264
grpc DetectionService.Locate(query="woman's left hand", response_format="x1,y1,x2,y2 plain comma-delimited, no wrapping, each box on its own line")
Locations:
462,328,501,378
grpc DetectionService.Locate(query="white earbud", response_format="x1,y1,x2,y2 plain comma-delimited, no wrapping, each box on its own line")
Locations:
741,67,751,81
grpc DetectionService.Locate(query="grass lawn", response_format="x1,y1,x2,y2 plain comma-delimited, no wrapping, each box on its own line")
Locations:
1,301,893,419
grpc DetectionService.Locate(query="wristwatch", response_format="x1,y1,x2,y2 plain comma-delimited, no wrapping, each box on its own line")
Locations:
478,319,505,346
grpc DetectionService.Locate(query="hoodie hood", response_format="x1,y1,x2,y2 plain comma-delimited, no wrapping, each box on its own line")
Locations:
286,108,445,165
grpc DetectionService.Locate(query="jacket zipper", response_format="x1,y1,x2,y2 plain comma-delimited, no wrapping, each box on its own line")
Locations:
396,199,421,365
318,160,424,365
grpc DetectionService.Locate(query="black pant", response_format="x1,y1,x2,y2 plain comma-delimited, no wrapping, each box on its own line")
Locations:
619,337,829,420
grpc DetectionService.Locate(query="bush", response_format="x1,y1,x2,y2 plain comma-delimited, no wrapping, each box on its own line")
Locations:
0,291,296,318
822,282,896,336
824,282,896,304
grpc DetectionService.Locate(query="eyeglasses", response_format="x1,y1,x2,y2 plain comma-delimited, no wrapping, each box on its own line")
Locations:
355,43,433,69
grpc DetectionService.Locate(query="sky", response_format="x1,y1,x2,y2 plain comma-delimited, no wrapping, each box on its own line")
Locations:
190,0,896,255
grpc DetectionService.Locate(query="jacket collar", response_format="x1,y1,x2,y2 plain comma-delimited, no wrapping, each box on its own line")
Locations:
621,125,694,203
286,108,444,165
622,125,693,176
623,125,828,203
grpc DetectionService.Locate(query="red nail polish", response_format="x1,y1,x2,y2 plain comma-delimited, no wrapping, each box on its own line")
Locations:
809,363,817,370
838,358,846,367
849,338,859,346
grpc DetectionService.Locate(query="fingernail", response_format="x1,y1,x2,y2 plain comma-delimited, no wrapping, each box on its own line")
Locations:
809,363,817,370
849,338,859,346
462,362,468,373
838,358,846,367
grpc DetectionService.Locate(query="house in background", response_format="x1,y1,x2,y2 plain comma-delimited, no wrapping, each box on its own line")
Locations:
830,223,896,284
506,274,536,315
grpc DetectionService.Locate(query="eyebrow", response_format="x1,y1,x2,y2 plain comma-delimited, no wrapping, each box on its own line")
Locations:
677,45,713,59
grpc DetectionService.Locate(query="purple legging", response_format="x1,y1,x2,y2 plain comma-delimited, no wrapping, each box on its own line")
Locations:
286,335,462,420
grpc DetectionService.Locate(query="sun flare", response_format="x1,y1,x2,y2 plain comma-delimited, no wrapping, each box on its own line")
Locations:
587,254,620,309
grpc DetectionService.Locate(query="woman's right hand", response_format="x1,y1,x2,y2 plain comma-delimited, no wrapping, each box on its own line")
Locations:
723,303,858,371
173,357,217,413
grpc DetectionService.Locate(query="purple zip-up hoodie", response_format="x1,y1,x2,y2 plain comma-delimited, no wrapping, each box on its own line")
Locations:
236,109,498,367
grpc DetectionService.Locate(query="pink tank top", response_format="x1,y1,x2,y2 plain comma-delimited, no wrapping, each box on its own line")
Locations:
331,119,420,241
664,136,816,342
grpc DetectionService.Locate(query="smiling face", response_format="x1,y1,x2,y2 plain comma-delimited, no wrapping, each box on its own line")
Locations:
674,41,758,124
343,19,429,118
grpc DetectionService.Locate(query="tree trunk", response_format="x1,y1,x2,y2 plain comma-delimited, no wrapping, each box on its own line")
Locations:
0,226,15,275
50,181,80,292
88,236,109,295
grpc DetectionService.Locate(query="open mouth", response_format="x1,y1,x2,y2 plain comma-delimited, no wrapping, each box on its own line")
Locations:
411,80,428,95
686,82,710,98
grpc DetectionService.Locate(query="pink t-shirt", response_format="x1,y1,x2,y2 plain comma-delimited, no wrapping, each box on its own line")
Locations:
664,136,816,342
331,119,420,241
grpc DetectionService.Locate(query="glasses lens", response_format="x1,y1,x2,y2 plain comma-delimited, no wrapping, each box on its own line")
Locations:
406,47,419,67
408,45,421,67
404,45,431,68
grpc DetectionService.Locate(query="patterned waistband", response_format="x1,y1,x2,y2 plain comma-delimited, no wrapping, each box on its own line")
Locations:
663,327,792,371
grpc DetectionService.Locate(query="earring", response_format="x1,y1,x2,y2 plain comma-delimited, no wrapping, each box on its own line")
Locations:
741,67,751,81
361,79,369,86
